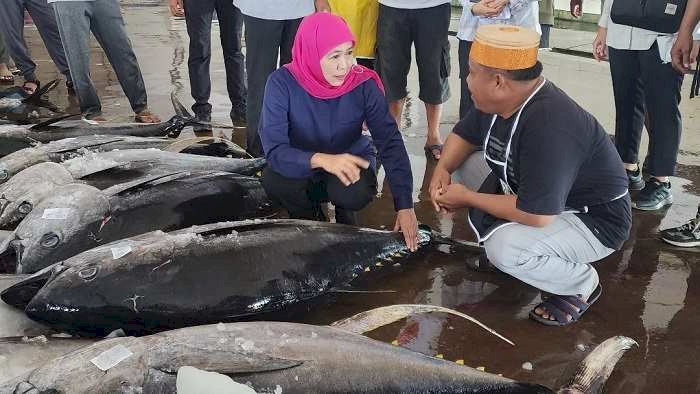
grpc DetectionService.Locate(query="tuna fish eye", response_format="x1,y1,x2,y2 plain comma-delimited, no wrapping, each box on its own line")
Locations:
40,232,60,248
78,266,98,281
18,201,32,214
0,170,7,181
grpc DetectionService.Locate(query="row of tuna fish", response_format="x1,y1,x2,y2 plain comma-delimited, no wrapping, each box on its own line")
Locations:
0,84,637,392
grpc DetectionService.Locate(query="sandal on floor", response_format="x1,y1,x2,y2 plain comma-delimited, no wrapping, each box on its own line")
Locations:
134,110,161,124
424,144,443,161
0,74,13,85
529,284,602,326
22,80,40,95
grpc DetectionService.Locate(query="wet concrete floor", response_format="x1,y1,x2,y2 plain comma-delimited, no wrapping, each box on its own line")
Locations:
5,3,700,392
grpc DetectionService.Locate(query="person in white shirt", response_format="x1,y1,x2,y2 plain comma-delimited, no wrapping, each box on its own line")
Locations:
593,0,700,211
456,0,540,118
233,0,330,157
376,0,453,161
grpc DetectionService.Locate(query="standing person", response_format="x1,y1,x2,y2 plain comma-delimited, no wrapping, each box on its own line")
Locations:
593,0,700,210
259,12,418,248
376,0,453,160
0,0,72,94
430,25,631,326
329,0,379,69
169,0,247,132
234,0,331,157
456,0,540,119
49,0,160,123
539,0,554,48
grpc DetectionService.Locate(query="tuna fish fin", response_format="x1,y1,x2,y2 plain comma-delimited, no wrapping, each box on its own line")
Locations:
103,171,191,196
67,158,157,179
427,227,482,253
330,304,515,346
558,336,637,394
164,137,251,159
171,92,193,119
29,112,82,131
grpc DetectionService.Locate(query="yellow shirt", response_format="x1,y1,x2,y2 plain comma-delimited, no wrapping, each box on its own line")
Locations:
329,0,379,59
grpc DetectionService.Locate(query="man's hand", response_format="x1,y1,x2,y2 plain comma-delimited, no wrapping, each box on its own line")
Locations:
672,29,697,72
429,167,451,212
593,27,608,61
311,153,369,186
315,0,331,12
433,183,471,213
570,0,582,17
169,0,184,17
472,1,503,17
394,209,419,252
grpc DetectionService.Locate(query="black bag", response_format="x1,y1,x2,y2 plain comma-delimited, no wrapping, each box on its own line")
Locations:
610,0,687,34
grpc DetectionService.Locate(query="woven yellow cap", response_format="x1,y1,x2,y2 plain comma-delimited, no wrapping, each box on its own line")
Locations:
470,25,540,71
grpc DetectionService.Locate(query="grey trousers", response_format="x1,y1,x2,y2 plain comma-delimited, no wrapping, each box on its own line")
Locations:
52,0,147,116
455,153,614,297
243,15,301,157
183,0,246,117
0,0,70,82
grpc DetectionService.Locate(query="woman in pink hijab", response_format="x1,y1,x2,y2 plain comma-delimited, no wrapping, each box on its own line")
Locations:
259,12,418,250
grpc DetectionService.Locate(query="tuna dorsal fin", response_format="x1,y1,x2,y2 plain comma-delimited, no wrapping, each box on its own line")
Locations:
559,336,638,393
103,171,191,196
329,304,515,346
164,137,250,158
30,112,82,131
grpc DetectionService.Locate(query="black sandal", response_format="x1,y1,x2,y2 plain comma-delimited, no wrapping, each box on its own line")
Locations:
529,284,602,326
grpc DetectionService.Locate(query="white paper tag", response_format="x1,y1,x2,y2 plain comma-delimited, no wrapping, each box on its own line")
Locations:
665,3,678,15
90,344,133,371
111,243,132,260
42,208,71,220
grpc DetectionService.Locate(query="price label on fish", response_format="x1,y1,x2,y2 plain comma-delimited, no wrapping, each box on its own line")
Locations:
90,344,133,371
111,243,132,260
42,208,71,220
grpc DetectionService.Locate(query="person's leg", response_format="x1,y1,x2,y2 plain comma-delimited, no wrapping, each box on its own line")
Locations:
483,214,614,322
0,0,37,82
52,1,101,116
325,169,378,225
356,58,375,70
376,4,412,128
458,39,473,120
412,4,451,158
539,24,551,49
215,0,247,124
25,0,72,82
280,18,302,67
89,0,151,117
261,167,321,220
453,152,490,191
183,0,215,120
244,15,285,157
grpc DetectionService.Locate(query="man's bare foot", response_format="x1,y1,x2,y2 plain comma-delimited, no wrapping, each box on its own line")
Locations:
134,109,161,123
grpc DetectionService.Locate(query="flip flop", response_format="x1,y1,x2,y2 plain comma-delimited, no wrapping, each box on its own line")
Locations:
0,74,13,85
529,284,602,327
424,144,443,160
134,110,162,124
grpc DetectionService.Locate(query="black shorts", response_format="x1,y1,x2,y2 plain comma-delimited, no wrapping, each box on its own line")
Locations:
376,3,451,105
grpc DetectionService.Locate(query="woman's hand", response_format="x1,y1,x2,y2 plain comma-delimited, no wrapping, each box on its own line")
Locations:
394,208,419,252
311,153,370,186
593,27,608,61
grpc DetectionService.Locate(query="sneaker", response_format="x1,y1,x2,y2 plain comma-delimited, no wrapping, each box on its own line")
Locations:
660,214,700,247
632,178,672,211
230,102,247,127
193,111,212,133
626,165,645,191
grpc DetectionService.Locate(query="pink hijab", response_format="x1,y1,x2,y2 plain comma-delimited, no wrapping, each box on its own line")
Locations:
284,12,384,100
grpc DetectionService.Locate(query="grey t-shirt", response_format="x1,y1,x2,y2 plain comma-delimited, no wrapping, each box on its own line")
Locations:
378,0,452,9
233,0,315,20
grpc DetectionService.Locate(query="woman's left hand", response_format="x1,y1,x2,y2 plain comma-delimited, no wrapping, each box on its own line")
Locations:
394,208,419,252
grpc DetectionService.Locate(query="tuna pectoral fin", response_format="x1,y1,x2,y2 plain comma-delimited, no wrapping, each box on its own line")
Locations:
558,336,637,394
427,228,482,253
103,171,190,196
330,304,515,346
150,343,303,375
171,92,193,119
29,112,82,131
164,137,250,158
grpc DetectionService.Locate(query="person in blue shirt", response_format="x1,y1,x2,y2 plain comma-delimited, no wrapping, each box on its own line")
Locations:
260,12,419,251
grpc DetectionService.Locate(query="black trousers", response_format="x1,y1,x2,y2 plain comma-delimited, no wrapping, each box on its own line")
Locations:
183,0,246,117
262,167,377,225
458,39,473,120
608,43,684,177
243,15,302,157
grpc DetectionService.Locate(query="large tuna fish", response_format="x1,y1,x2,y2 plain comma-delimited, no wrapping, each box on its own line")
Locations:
0,308,637,394
0,220,439,336
0,93,200,157
0,134,247,183
0,80,60,124
0,172,276,274
0,151,266,228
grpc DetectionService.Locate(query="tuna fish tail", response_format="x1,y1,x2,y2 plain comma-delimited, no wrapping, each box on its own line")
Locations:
329,304,515,346
557,336,638,394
